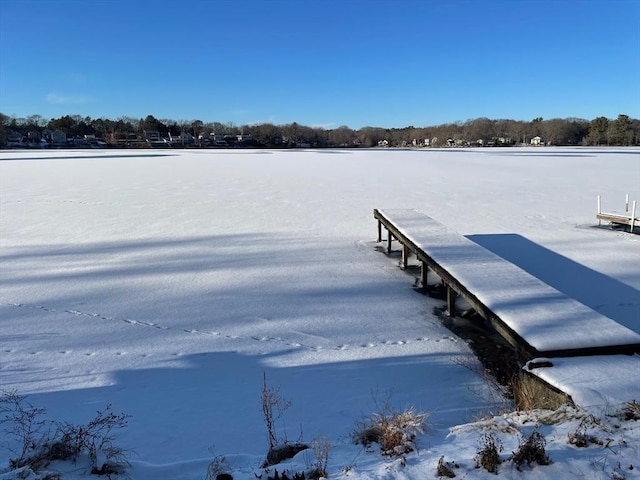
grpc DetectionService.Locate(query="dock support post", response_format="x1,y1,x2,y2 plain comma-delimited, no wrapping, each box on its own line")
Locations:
387,230,393,254
597,195,601,226
377,220,382,243
420,262,429,290
446,284,457,317
631,200,637,232
402,245,409,269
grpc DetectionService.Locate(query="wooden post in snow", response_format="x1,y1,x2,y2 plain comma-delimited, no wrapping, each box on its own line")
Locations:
597,195,602,226
626,193,629,213
446,284,457,317
402,245,409,269
377,219,382,243
631,200,637,232
421,262,429,290
387,230,393,254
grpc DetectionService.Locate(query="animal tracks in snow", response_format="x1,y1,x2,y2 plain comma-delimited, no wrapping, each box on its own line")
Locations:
3,302,457,355
6,303,167,330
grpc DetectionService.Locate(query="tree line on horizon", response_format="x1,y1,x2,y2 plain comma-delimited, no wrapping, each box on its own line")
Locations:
1,112,638,148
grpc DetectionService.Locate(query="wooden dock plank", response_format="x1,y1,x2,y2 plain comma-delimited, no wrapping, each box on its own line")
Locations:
597,212,638,227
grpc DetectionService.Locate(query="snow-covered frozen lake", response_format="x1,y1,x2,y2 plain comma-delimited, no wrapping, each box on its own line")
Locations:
1,147,639,479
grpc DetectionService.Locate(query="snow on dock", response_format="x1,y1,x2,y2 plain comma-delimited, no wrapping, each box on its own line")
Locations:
374,208,640,358
525,355,640,408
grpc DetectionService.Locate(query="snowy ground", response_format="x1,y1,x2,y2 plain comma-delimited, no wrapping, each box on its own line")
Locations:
0,147,639,479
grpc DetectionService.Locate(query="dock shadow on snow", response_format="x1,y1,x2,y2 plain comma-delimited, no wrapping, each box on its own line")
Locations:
467,233,640,334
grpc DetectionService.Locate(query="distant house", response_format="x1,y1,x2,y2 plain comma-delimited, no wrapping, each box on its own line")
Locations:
144,130,161,142
531,135,543,146
207,132,230,147
6,130,24,148
84,134,107,148
27,131,48,148
411,138,430,147
27,130,41,142
169,132,195,145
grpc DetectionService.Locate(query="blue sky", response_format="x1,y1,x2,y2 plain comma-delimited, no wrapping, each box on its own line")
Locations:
1,0,638,129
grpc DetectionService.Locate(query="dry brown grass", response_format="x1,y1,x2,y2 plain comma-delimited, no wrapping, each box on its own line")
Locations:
512,373,569,411
352,404,428,456
622,400,640,420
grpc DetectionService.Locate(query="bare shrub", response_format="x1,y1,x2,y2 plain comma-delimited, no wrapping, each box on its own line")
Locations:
204,447,230,480
0,391,130,474
436,456,457,477
308,436,330,479
475,433,503,474
0,389,48,469
261,372,292,450
55,404,130,470
352,402,428,457
511,429,550,469
261,373,309,467
568,415,605,448
453,356,513,416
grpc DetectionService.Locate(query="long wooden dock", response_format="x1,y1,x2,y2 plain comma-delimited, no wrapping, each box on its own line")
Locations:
374,208,640,360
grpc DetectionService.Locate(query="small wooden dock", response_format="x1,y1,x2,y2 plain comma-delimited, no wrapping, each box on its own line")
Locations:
597,194,638,232
374,208,640,360
596,212,638,229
